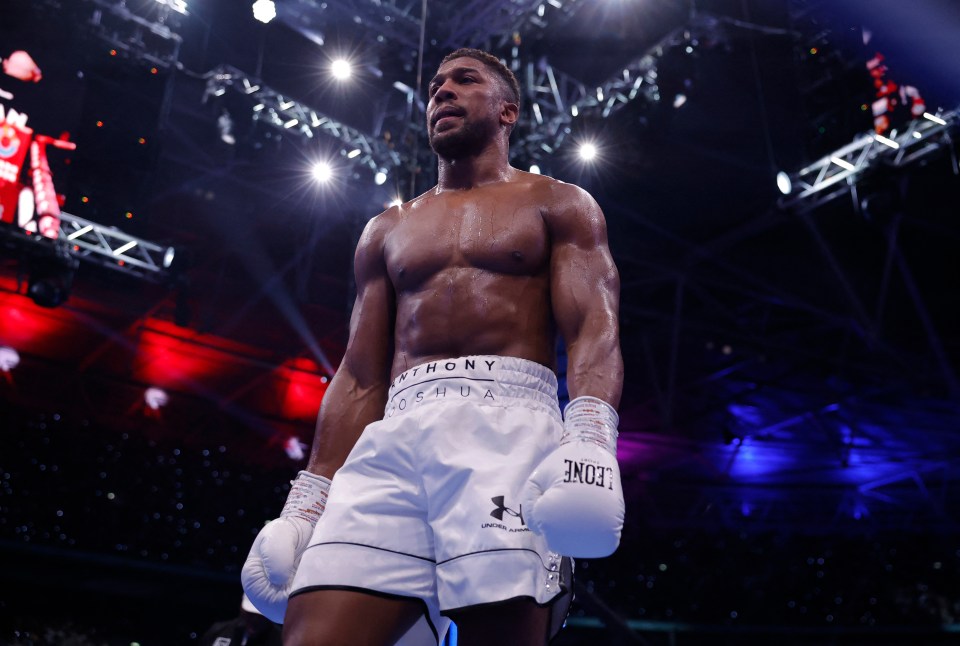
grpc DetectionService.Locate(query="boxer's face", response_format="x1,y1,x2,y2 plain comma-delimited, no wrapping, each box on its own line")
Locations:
427,57,510,158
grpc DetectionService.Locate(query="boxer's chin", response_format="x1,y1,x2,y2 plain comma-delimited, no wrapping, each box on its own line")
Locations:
429,122,487,159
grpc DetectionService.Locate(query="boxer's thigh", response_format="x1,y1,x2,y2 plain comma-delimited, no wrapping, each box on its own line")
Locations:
284,588,425,646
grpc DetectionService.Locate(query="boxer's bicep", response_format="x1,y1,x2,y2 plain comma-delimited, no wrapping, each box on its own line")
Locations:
307,214,396,476
547,186,623,407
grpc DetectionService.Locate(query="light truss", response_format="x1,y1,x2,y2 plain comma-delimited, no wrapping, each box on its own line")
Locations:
1,212,176,282
439,0,585,50
204,66,403,175
278,0,423,50
513,55,660,162
513,20,714,163
778,108,959,213
57,213,175,282
84,0,183,69
58,212,177,281
273,0,584,52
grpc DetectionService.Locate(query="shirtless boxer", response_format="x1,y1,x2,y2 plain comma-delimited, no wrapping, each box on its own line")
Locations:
242,48,624,645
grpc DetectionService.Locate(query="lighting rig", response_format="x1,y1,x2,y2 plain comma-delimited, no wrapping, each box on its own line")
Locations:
3,211,178,286
203,66,402,179
83,0,185,70
270,0,584,53
1,0,188,303
777,108,959,213
209,4,731,187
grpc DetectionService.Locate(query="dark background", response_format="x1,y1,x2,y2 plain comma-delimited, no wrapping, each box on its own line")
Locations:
2,0,960,643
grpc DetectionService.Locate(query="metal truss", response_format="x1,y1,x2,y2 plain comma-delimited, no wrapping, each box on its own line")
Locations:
204,6,723,180
82,0,184,69
204,65,403,176
277,0,424,51
778,108,960,213
0,212,177,283
512,18,723,163
57,211,177,282
274,0,584,52
438,0,585,50
513,53,660,163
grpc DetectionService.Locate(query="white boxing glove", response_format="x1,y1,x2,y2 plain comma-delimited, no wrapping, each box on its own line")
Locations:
241,470,330,623
522,396,624,558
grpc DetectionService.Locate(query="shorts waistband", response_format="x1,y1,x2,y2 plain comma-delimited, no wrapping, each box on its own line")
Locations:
384,356,560,419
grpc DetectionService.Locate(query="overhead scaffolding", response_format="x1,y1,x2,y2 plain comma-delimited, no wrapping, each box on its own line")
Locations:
778,108,959,213
203,65,404,177
1,211,179,284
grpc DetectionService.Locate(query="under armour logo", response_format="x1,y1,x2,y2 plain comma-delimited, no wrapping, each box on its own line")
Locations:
490,495,525,525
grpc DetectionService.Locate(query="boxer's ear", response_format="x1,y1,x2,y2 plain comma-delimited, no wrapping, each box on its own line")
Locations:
500,99,518,129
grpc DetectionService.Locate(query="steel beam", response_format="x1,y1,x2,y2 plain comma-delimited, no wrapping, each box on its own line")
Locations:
204,65,404,176
778,109,959,213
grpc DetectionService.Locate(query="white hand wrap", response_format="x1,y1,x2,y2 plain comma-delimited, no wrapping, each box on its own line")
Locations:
521,396,625,558
241,470,330,623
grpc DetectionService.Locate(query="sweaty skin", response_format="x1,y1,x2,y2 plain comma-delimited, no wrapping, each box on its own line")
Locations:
285,54,622,646
305,58,622,481
389,174,569,373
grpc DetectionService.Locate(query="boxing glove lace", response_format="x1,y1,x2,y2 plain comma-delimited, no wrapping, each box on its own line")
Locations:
522,396,624,558
241,470,330,623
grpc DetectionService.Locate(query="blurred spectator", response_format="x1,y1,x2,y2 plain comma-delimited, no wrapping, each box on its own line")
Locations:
200,594,282,646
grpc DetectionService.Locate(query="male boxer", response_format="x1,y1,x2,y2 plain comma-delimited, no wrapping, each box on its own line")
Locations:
243,48,624,646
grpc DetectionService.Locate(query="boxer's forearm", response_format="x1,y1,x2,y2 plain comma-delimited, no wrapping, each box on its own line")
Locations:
565,315,623,409
306,366,388,479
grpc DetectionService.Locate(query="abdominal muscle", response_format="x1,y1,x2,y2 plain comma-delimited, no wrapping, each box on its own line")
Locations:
390,267,555,377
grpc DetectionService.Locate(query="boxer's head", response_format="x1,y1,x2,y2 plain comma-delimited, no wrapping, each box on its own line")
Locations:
427,49,520,158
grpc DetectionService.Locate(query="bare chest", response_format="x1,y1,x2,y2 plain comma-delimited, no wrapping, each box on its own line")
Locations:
385,197,549,290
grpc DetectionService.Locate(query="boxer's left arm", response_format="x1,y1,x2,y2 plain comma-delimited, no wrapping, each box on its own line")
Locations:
521,182,624,558
546,183,623,406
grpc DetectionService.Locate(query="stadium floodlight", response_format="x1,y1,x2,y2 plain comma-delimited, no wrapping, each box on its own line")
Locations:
252,0,276,23
331,58,352,81
776,171,792,195
312,161,333,183
0,346,20,372
145,387,169,410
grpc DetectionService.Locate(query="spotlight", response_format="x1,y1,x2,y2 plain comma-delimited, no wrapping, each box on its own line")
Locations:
312,161,333,183
27,253,78,308
776,171,792,195
874,133,899,149
0,346,20,372
217,110,235,145
252,0,276,23
374,170,387,185
330,58,352,81
144,387,169,410
577,142,598,162
529,164,541,174
163,246,176,269
389,197,403,208
830,156,856,172
284,436,307,460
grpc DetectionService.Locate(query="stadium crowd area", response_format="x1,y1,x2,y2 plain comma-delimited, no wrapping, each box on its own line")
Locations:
2,408,959,644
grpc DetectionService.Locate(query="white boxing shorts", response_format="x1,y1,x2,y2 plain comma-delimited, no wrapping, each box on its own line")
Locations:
290,356,573,644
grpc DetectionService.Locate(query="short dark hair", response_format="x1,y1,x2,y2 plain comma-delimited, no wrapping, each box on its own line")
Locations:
440,48,521,109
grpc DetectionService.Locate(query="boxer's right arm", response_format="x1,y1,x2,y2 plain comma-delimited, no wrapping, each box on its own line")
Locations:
306,212,397,479
242,212,396,621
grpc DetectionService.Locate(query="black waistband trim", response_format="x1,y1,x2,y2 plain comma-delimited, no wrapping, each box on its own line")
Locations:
304,540,437,563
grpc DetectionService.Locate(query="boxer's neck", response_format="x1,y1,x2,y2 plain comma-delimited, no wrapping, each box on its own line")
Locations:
436,143,512,191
